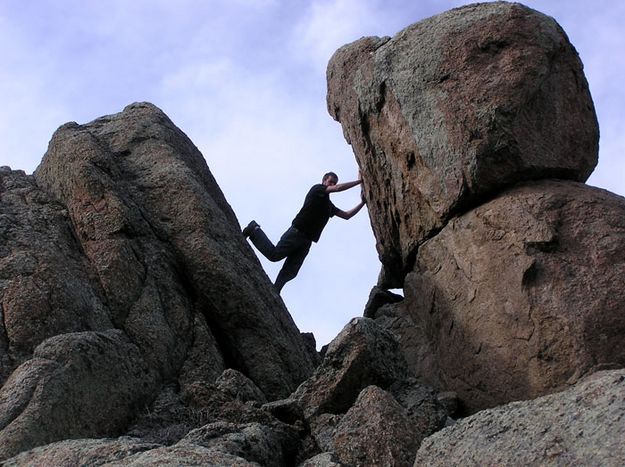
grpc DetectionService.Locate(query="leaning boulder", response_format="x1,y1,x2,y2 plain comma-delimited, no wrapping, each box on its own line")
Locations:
327,2,598,284
386,180,625,412
414,369,625,466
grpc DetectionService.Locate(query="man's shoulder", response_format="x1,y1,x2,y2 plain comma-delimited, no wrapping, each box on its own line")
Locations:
308,183,327,196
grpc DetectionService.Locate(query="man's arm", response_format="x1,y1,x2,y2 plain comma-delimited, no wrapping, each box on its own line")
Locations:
335,193,366,220
325,178,362,193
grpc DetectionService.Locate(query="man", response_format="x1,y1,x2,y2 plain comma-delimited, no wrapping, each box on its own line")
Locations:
243,171,365,293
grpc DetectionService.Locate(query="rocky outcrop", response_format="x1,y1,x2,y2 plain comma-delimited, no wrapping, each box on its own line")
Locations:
414,369,625,466
0,103,315,460
327,1,598,285
382,180,625,412
332,385,421,467
33,102,314,397
327,0,623,415
0,168,112,375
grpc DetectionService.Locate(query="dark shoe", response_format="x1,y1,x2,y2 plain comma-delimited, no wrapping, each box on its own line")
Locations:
242,220,259,238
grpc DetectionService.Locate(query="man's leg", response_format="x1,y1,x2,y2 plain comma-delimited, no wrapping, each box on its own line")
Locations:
274,239,311,293
249,226,303,262
248,227,282,261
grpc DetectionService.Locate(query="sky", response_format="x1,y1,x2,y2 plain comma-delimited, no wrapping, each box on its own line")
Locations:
1,0,623,349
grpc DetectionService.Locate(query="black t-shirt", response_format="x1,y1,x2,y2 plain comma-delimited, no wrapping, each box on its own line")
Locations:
292,184,338,242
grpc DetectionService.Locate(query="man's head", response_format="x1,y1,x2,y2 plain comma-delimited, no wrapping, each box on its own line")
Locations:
322,172,338,187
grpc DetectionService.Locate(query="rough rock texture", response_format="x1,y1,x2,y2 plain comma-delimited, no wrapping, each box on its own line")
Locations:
385,180,625,412
2,438,161,467
0,103,315,460
34,102,314,398
180,421,294,467
0,168,112,380
6,440,260,467
105,444,260,466
287,318,446,463
390,378,448,439
362,285,403,319
127,367,303,450
215,369,268,404
0,330,157,461
293,317,408,417
327,2,598,285
333,386,419,467
414,369,625,466
299,452,345,467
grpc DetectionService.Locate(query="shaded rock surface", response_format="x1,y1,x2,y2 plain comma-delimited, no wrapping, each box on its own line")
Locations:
327,1,598,285
385,180,625,412
0,330,158,461
6,439,260,467
2,438,161,467
414,369,625,466
0,169,112,377
299,452,345,467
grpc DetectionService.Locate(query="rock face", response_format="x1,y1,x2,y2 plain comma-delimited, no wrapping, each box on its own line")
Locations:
0,330,157,460
414,369,625,466
327,2,598,285
383,180,625,412
0,103,315,460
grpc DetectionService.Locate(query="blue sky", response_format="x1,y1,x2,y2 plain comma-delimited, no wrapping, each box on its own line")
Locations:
1,0,623,348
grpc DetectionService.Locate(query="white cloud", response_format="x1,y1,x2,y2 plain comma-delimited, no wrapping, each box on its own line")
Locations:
290,0,386,72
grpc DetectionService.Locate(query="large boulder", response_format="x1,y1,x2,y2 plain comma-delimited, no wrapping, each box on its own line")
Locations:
34,102,315,397
327,2,598,285
0,103,316,460
414,369,625,466
384,180,625,412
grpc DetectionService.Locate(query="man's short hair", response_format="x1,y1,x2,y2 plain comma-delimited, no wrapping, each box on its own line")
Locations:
323,172,338,182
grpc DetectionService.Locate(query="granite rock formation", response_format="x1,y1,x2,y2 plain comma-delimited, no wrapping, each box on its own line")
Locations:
374,180,625,412
0,102,315,460
327,1,598,285
328,0,624,416
414,369,625,466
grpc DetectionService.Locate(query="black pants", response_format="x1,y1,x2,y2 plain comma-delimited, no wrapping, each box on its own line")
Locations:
249,226,312,292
